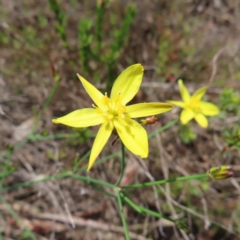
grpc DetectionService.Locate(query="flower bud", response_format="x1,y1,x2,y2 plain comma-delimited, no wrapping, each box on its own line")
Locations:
207,166,233,180
141,116,159,126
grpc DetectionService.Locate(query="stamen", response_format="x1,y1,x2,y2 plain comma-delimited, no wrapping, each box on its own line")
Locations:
92,104,96,108
100,92,126,122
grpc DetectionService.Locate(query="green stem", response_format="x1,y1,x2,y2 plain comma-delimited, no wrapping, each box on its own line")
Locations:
28,132,95,141
115,188,130,240
0,170,15,178
0,149,13,189
71,174,114,188
122,193,174,222
87,184,116,198
0,118,176,161
77,121,178,171
115,142,125,186
31,81,59,135
95,0,107,53
122,174,207,189
1,172,115,193
148,118,178,139
120,192,144,214
73,150,91,173
78,151,121,172
0,133,91,160
105,60,116,92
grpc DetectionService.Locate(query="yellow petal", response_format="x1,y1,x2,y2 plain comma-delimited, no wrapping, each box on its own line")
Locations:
191,87,207,101
180,108,195,124
168,101,186,108
126,102,173,118
199,101,219,116
178,79,190,102
52,108,103,128
114,118,148,158
110,64,144,105
77,74,105,108
88,121,114,171
194,113,208,128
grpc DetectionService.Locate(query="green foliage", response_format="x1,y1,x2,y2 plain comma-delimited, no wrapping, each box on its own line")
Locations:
22,26,37,45
223,124,240,151
37,14,48,28
47,0,136,88
78,18,94,73
68,128,93,146
110,4,136,55
95,0,108,53
19,230,36,240
0,147,16,190
1,2,237,238
175,219,189,233
104,4,136,91
219,88,240,151
48,0,67,47
77,2,136,90
0,162,16,178
219,88,240,115
179,124,197,144
47,149,67,161
0,31,9,45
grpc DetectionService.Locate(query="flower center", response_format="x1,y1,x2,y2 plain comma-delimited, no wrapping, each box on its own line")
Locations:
188,99,200,112
96,92,126,122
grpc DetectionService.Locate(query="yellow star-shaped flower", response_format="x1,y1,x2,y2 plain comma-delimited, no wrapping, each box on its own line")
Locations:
169,80,219,128
52,64,173,170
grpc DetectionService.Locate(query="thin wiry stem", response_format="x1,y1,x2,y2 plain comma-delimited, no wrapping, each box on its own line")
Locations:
122,174,207,189
114,141,125,186
115,188,130,240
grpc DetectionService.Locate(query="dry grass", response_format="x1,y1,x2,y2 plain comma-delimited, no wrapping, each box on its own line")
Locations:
0,0,240,239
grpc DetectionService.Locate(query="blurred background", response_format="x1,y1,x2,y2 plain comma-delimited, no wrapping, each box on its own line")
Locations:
0,0,240,239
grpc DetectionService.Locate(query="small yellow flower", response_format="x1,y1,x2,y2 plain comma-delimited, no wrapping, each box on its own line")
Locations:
52,64,173,170
169,80,219,128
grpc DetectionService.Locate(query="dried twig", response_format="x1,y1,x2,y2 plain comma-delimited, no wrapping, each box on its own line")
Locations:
28,212,149,240
208,47,226,86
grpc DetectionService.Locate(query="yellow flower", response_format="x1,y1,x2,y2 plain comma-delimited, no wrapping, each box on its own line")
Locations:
52,64,173,170
169,80,219,128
